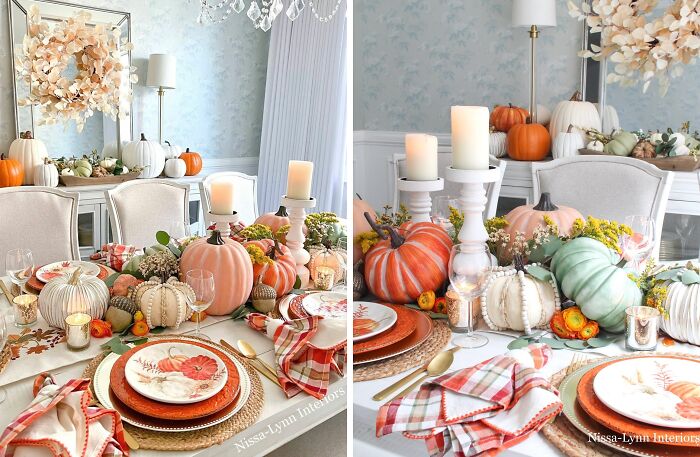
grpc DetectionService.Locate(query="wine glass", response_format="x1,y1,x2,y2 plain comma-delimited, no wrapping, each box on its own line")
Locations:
431,196,459,235
166,220,192,243
621,216,656,272
448,243,494,349
185,269,215,340
0,311,8,403
5,249,34,295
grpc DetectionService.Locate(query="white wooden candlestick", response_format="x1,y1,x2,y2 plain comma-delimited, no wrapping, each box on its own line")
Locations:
396,177,444,223
282,196,316,289
208,212,239,238
444,166,500,244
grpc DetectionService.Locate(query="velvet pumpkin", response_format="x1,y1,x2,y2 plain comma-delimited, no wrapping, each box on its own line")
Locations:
507,118,551,161
9,131,48,185
254,206,290,233
353,195,377,261
490,103,528,133
244,239,296,296
179,230,253,315
0,154,24,187
180,148,203,176
550,237,642,333
363,213,452,303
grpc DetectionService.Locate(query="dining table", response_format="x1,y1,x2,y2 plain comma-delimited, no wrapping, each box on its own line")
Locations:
353,322,700,457
0,278,347,457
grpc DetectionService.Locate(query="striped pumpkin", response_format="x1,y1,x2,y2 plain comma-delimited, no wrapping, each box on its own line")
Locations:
244,239,296,296
363,213,452,303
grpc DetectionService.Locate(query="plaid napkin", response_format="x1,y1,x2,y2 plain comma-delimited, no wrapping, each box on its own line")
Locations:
0,373,128,457
376,343,562,457
90,243,135,272
246,313,346,399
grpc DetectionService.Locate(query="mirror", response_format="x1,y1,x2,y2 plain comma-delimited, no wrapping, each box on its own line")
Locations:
8,0,133,156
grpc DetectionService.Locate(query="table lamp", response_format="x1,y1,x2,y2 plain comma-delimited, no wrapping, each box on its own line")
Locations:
512,0,556,123
146,54,176,143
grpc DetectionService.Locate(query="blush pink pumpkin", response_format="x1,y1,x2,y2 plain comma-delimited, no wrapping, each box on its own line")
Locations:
179,230,253,315
253,206,290,233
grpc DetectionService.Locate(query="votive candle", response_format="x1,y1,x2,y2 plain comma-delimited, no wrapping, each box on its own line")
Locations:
286,160,314,200
451,106,490,170
405,134,438,181
210,179,235,214
65,313,91,351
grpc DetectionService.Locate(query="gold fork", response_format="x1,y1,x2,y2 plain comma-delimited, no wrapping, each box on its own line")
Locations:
566,352,588,376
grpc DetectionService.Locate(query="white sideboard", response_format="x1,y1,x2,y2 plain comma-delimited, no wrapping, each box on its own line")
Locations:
46,157,258,259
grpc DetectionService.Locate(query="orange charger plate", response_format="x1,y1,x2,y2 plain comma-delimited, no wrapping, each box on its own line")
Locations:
354,310,433,365
353,304,418,355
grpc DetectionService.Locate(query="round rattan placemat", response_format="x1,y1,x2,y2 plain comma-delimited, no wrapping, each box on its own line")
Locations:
0,344,10,375
541,351,700,457
82,335,264,451
353,320,451,382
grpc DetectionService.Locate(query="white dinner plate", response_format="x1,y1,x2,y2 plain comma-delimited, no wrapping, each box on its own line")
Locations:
36,260,100,283
352,302,397,342
593,356,700,429
124,341,227,404
301,292,347,319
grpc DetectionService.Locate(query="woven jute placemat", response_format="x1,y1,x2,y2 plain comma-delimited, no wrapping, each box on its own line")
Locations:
353,320,451,382
82,335,264,451
0,344,10,375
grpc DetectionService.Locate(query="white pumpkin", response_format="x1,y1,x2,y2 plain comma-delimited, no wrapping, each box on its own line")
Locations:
121,133,165,179
61,168,75,176
670,132,686,148
549,91,602,144
101,141,128,159
131,277,194,328
489,130,507,158
661,281,700,346
552,125,584,159
587,139,605,152
649,132,664,144
161,141,182,159
100,157,118,171
33,158,59,187
38,269,110,329
164,158,186,178
673,144,691,156
9,131,48,185
481,265,560,335
535,104,551,125
598,104,621,134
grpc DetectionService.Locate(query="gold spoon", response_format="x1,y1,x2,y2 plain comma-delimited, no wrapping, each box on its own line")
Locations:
387,349,455,403
237,340,279,381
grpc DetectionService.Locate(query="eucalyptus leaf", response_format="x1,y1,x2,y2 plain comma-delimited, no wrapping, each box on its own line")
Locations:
656,268,682,280
150,326,166,334
565,339,587,350
527,245,546,263
230,304,252,320
525,264,552,282
294,276,302,289
681,269,700,285
155,231,170,246
167,243,181,258
507,337,530,350
543,237,564,257
539,337,566,349
586,337,614,348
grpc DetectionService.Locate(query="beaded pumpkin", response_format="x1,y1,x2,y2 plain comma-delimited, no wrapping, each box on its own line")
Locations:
130,277,194,329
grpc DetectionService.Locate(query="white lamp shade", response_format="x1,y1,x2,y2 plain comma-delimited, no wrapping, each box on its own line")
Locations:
146,54,176,89
512,0,557,27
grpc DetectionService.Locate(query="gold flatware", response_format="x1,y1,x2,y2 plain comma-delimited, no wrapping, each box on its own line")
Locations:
219,339,282,387
388,349,456,403
373,347,460,401
90,400,139,449
0,280,15,304
237,339,279,380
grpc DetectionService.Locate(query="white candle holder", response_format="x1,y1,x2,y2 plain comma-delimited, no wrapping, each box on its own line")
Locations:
281,196,316,289
396,177,444,223
444,166,500,245
208,211,240,237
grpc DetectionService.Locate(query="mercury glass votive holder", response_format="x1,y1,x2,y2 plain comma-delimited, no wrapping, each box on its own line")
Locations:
314,266,335,291
12,294,38,327
65,313,91,351
625,306,660,351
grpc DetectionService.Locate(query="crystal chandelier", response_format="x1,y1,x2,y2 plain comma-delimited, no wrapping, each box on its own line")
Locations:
197,0,342,31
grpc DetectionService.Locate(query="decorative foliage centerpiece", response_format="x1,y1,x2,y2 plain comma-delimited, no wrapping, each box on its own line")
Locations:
15,5,137,130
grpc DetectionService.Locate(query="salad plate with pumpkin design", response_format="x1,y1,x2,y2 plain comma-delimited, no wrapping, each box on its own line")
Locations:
353,302,396,342
302,292,347,319
124,341,228,404
593,356,700,429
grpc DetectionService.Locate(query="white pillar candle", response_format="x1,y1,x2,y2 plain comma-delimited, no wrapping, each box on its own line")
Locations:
451,106,490,170
286,160,313,200
210,179,235,214
405,134,438,181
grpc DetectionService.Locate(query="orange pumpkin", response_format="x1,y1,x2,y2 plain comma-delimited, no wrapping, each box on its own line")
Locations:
244,238,296,296
157,347,188,372
668,381,700,400
111,274,142,297
490,103,529,133
0,154,24,187
254,206,290,233
179,230,253,314
507,118,551,161
179,148,203,176
363,213,452,303
353,195,377,261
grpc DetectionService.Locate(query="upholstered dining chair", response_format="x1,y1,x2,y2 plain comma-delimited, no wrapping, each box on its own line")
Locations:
0,187,80,274
200,172,259,226
105,180,190,248
393,154,507,220
531,156,674,257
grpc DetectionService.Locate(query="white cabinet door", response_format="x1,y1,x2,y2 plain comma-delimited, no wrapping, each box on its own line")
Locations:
77,203,102,259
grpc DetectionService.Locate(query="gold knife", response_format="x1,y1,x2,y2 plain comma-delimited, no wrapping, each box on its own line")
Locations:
0,280,15,304
219,339,282,387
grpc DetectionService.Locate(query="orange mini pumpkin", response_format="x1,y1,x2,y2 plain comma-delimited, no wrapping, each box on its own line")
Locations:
179,148,203,176
490,103,529,133
0,154,24,187
244,238,296,296
507,118,551,161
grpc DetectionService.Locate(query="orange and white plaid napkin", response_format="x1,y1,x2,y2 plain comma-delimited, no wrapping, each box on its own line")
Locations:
90,243,135,272
376,344,562,457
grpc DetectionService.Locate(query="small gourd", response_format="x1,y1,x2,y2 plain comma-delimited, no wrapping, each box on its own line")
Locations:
489,129,507,158
164,158,187,178
131,277,195,329
603,130,638,156
73,159,92,177
552,124,583,159
586,139,604,152
251,278,277,313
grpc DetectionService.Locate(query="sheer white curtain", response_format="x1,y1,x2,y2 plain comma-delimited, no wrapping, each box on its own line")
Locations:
257,3,347,216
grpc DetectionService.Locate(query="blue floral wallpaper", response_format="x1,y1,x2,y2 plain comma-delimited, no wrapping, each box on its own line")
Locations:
0,0,270,158
354,0,583,132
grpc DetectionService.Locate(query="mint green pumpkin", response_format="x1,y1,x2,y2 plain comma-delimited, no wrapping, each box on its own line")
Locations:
122,254,144,275
603,131,637,156
144,244,173,257
74,159,93,177
327,222,348,247
550,237,642,333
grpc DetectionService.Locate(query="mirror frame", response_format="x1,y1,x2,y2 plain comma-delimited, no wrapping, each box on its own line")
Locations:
7,0,133,147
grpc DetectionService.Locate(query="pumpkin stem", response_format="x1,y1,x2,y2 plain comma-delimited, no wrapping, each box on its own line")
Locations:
566,124,574,134
165,140,171,146
533,192,558,211
274,205,288,217
207,230,225,245
269,239,284,260
140,133,146,141
508,103,513,108
526,116,533,125
364,212,388,240
69,267,83,285
186,148,190,153
43,157,50,165
381,224,405,249
513,254,526,272
21,131,33,140
355,193,364,200
569,91,583,102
